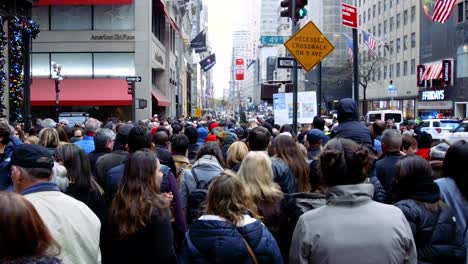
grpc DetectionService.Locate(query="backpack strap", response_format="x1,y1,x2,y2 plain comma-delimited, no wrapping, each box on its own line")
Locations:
240,233,259,264
191,168,200,185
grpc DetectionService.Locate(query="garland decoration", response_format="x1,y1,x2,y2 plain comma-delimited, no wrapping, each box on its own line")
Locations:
0,17,6,118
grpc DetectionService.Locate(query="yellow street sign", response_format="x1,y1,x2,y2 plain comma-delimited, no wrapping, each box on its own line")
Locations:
194,108,203,118
284,21,335,72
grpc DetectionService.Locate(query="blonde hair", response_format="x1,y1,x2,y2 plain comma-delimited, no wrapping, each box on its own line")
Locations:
226,141,249,168
25,135,39,145
237,151,283,204
38,128,60,148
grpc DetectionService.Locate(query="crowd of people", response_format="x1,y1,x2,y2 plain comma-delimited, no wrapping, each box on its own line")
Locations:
0,97,467,264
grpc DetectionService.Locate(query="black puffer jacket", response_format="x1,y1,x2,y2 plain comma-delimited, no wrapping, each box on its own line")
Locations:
395,199,466,264
333,98,373,146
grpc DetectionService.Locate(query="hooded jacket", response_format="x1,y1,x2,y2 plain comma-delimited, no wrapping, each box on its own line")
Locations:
290,184,417,264
333,98,373,146
185,215,283,264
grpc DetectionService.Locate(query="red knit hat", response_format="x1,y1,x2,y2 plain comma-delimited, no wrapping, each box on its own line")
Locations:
208,122,219,131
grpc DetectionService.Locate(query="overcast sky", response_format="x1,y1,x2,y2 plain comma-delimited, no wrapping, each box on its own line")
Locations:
204,0,243,99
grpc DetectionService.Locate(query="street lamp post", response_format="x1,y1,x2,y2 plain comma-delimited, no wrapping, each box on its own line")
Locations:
51,62,63,122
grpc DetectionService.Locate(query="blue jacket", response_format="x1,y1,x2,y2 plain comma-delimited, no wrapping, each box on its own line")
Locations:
0,138,22,189
333,98,373,146
395,199,466,263
74,135,95,154
271,158,297,194
375,152,403,202
185,215,283,264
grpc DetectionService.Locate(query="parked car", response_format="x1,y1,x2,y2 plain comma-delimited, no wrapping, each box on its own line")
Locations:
365,110,403,129
419,119,461,140
442,121,468,144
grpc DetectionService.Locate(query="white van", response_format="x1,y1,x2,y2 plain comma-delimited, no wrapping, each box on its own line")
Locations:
365,110,403,129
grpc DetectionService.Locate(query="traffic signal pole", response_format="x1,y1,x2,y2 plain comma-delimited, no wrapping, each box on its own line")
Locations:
292,0,298,133
352,28,359,113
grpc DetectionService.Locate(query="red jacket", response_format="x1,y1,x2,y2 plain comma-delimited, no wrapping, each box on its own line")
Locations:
416,148,430,161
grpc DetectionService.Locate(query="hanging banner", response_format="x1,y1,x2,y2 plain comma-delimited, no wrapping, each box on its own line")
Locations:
273,91,317,126
417,65,426,87
235,58,244,80
442,59,452,85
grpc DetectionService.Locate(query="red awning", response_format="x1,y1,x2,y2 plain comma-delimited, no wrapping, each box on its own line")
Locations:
421,63,443,81
154,0,181,35
36,0,132,5
152,88,170,107
31,79,132,106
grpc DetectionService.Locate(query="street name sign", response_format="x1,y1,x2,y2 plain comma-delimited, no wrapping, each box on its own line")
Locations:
284,22,335,72
126,76,142,82
277,57,303,69
342,3,358,29
261,35,286,45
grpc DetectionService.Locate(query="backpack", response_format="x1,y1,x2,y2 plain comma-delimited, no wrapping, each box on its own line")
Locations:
277,192,326,262
186,169,211,224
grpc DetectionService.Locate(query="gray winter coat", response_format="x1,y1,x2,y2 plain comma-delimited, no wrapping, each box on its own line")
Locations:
290,183,417,264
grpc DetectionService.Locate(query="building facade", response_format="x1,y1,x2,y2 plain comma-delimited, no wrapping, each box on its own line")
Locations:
31,0,199,121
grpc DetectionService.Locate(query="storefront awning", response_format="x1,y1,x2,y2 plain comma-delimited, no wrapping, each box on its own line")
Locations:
31,78,131,106
152,88,170,107
36,0,133,5
421,63,443,81
154,0,181,36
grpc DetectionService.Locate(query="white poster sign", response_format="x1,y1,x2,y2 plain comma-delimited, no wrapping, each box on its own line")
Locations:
273,91,317,126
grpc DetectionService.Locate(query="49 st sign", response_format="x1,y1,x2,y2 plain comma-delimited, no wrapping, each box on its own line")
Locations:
284,22,335,72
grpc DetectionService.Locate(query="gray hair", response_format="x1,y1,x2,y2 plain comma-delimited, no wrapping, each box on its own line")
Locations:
41,118,57,128
94,128,116,149
382,129,402,152
85,118,101,133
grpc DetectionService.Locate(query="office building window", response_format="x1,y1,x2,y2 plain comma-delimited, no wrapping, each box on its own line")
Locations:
152,5,165,42
411,59,416,75
94,5,135,30
397,13,401,29
459,3,464,22
384,0,387,11
465,0,468,20
359,14,362,25
359,0,361,6
363,11,366,23
384,44,387,56
411,32,416,48
403,35,408,50
390,40,394,54
378,68,382,80
384,20,387,34
396,62,400,77
373,4,376,17
390,17,394,32
368,8,371,20
390,0,393,8
378,46,382,57
389,64,394,79
373,26,376,36
373,71,376,81
32,53,50,77
411,6,416,22
404,9,408,25
378,1,381,14
403,61,408,76
396,38,401,53
384,65,388,79
51,6,92,30
457,45,468,78
378,23,381,36
397,0,400,4
32,6,50,31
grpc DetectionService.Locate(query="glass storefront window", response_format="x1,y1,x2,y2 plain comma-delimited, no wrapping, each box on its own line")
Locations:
32,6,49,31
457,45,468,78
51,6,92,30
94,5,135,30
32,54,50,77
51,53,93,77
94,53,135,77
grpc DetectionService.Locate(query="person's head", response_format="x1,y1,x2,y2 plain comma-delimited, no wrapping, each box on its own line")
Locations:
114,124,134,151
306,129,324,148
247,126,271,151
205,171,257,225
94,128,116,151
0,123,10,146
226,141,249,168
24,135,39,145
237,151,282,203
10,144,55,193
443,140,468,201
38,128,60,148
0,192,60,262
408,120,416,129
386,119,395,128
84,118,101,134
195,141,225,167
313,116,326,131
55,144,93,190
40,118,57,129
73,127,84,138
381,129,402,153
171,134,189,156
418,132,433,149
55,127,69,143
127,126,152,153
319,138,375,186
171,121,183,135
279,124,296,139
184,126,198,145
337,98,359,123
271,135,310,192
110,150,168,237
401,134,418,155
372,120,386,137
153,131,170,147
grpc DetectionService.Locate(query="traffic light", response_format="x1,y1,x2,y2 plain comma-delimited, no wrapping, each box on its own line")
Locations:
280,0,308,20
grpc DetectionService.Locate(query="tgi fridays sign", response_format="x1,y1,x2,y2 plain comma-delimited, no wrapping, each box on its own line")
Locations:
442,59,452,85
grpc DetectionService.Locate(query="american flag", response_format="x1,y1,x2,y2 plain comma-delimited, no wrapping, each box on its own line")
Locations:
346,37,354,62
432,0,457,23
362,30,377,56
